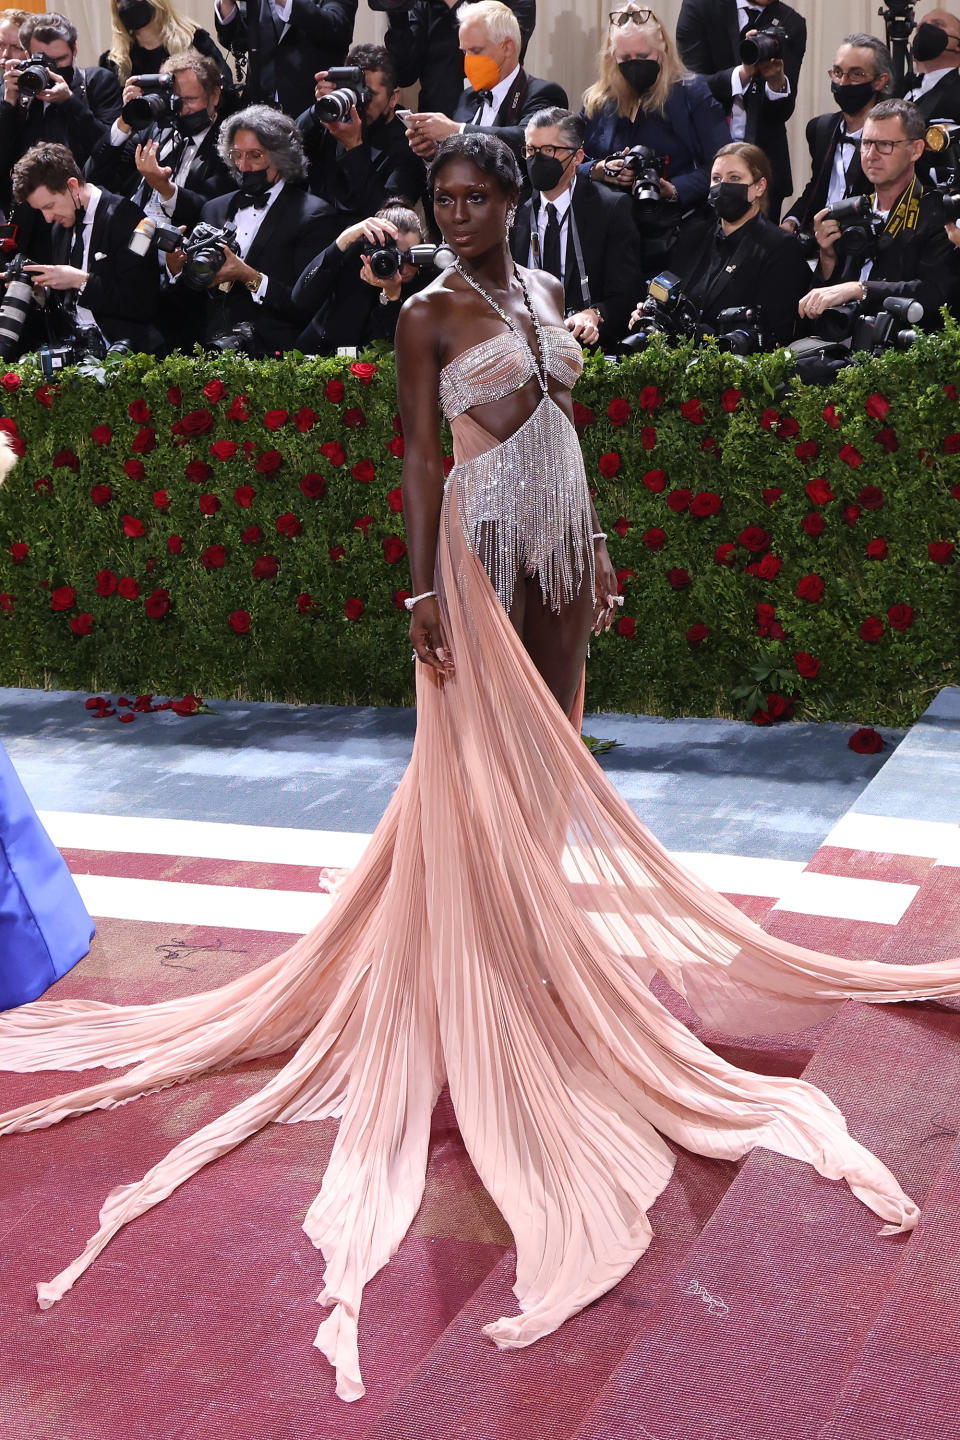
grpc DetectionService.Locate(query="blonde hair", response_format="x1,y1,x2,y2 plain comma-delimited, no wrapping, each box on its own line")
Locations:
583,13,684,120
456,0,521,53
712,141,772,213
107,0,198,84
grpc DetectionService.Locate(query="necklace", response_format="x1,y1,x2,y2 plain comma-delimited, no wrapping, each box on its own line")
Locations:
453,258,548,394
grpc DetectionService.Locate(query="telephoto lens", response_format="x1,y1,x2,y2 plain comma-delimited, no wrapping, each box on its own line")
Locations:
0,256,36,360
121,73,179,128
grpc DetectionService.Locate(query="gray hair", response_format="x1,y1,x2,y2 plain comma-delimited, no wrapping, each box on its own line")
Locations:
867,96,926,140
217,104,307,183
525,106,585,150
457,1,520,51
841,33,895,95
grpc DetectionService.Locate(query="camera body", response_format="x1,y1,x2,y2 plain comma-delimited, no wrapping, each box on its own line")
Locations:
603,144,664,205
180,219,238,290
14,58,52,98
0,254,38,359
129,216,184,257
852,295,923,353
621,271,699,353
360,238,455,279
825,193,884,260
739,21,788,67
711,305,766,356
121,73,181,129
314,66,373,124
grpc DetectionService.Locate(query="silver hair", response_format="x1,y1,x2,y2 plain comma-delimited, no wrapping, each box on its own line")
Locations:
217,104,307,183
457,1,520,50
525,107,585,151
841,33,895,95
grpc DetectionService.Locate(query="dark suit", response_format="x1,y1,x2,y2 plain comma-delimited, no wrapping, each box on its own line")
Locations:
88,121,235,227
454,69,567,169
384,0,536,117
676,0,806,217
49,187,162,352
198,183,338,352
829,182,960,322
785,111,870,233
0,65,122,210
216,0,358,118
291,238,428,351
297,109,426,212
510,176,642,348
910,67,960,123
670,209,811,344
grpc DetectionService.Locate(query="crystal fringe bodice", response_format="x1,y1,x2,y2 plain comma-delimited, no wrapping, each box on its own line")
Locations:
438,325,583,421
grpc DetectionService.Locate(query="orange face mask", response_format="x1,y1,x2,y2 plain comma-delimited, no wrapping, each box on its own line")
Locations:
463,53,501,91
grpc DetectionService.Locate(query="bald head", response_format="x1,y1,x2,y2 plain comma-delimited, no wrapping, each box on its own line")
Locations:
915,9,960,71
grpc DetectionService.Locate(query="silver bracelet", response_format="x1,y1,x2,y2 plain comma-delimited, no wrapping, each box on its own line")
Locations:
404,589,437,611
592,531,607,541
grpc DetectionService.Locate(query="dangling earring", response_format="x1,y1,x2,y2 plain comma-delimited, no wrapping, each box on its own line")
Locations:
506,205,516,229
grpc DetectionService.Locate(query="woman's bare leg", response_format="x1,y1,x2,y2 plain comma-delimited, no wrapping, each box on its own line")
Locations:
511,573,595,715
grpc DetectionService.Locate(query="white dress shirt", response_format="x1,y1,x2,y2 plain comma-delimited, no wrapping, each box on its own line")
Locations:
231,177,284,303
827,123,863,209
74,184,102,331
462,63,520,128
527,182,573,281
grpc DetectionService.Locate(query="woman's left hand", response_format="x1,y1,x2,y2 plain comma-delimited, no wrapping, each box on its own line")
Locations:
592,541,621,635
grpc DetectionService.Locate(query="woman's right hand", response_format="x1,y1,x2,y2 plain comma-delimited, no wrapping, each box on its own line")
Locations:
409,596,454,676
335,217,399,254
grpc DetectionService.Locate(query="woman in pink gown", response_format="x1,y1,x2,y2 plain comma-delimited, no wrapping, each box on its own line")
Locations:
3,134,960,1402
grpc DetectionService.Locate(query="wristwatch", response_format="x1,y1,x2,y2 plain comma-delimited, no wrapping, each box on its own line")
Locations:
244,269,263,293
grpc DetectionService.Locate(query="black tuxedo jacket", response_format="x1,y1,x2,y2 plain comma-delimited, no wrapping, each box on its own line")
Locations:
298,109,426,212
384,0,536,116
291,238,429,352
831,183,960,321
88,122,235,227
786,110,870,232
453,69,568,167
676,0,806,205
0,65,122,208
50,187,161,351
911,67,960,123
216,0,357,119
198,183,338,351
510,176,641,347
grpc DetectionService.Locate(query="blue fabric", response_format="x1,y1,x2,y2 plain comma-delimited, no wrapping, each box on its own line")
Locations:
0,742,93,1010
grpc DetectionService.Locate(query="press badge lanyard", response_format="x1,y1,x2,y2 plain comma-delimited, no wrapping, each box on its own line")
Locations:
530,198,593,310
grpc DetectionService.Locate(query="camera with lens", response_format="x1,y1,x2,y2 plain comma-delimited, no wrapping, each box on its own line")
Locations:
14,57,52,98
208,321,260,356
359,238,455,279
621,271,699,353
180,219,238,290
824,193,884,259
739,21,788,66
925,120,960,208
129,215,184,257
313,66,372,124
710,305,766,356
0,253,39,359
121,73,180,129
853,295,923,353
602,144,664,205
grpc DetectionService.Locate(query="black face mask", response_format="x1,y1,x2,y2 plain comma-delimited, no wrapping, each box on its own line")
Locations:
912,22,950,63
118,0,156,32
239,168,272,197
527,151,573,193
831,78,877,115
176,108,211,137
708,181,754,221
618,58,659,95
45,61,74,86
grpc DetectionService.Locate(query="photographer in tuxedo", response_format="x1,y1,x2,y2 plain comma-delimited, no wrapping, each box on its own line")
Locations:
510,107,640,349
298,43,425,213
404,1,565,170
676,0,806,220
380,0,534,118
214,0,357,118
89,50,233,227
905,9,960,122
782,35,892,238
11,141,162,353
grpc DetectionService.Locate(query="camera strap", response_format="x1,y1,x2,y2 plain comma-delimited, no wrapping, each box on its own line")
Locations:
529,198,592,311
878,176,920,237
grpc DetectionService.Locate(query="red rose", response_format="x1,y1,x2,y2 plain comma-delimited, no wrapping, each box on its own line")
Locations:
690,491,722,517
760,408,779,431
613,517,631,538
185,460,212,484
133,695,154,712
393,589,411,609
167,386,182,406
352,458,376,483
944,433,960,454
344,597,365,620
51,585,75,611
350,361,378,384
252,554,278,580
755,601,776,626
637,469,663,494
0,592,13,613
865,392,890,419
794,440,819,462
226,394,250,422
700,435,719,456
255,449,283,475
777,416,800,439
33,476,52,493
796,573,824,602
382,535,407,563
229,609,250,633
127,398,151,423
794,651,820,678
874,428,899,454
617,616,636,638
210,440,238,461
643,527,667,551
638,385,662,411
178,409,216,437
686,622,709,646
859,615,884,642
122,514,146,537
946,384,958,401
746,553,783,580
234,484,256,507
35,385,54,408
866,538,887,559
122,459,146,483
324,379,345,403
844,503,861,527
607,397,631,426
387,486,403,512
667,488,692,513
203,379,226,402
300,472,326,499
171,694,202,716
294,406,317,432
91,424,112,446
329,544,345,562
762,488,783,506
198,493,221,515
930,540,955,563
276,512,302,538
131,427,157,453
858,486,884,510
70,612,94,635
53,448,79,471
263,409,288,431
240,524,263,545
641,426,657,449
389,435,405,458
805,477,834,505
952,485,960,501
598,451,620,478
839,443,863,468
118,576,140,599
167,535,183,554
9,542,28,563
201,544,226,569
714,542,736,565
849,727,883,754
90,484,112,507
668,567,690,589
573,401,596,428
680,397,705,425
720,387,741,412
738,526,770,553
144,588,171,618
802,513,825,536
320,442,346,467
297,593,314,614
153,489,170,510
2,371,20,391
353,514,373,537
887,604,913,630
95,569,117,596
822,403,841,429
344,407,366,428
616,568,636,591
766,693,793,720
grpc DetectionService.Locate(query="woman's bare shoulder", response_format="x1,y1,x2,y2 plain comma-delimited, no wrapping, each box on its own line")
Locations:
516,263,566,319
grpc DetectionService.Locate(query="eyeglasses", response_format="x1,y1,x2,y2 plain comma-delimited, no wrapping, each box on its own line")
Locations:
524,144,577,159
229,147,267,163
827,66,873,84
610,7,654,26
860,137,912,154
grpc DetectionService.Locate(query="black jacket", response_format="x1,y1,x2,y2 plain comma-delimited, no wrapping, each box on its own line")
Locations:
785,110,870,233
676,0,806,209
510,175,642,348
291,237,428,352
297,108,426,212
88,121,235,227
453,68,567,169
49,187,162,351
829,181,960,321
216,0,358,119
0,65,122,209
198,183,338,352
669,209,812,344
911,67,960,123
384,0,535,116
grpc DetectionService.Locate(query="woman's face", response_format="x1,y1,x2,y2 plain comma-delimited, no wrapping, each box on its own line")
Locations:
710,152,762,195
611,23,664,65
432,157,514,260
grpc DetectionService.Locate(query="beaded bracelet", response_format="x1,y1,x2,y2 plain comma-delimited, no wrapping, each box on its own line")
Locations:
404,590,437,611
592,532,607,541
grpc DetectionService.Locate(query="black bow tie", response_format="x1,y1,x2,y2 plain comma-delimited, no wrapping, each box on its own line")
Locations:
233,192,269,212
838,133,860,147
467,87,493,107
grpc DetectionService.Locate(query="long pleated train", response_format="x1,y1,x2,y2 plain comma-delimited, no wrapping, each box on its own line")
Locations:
4,472,960,1401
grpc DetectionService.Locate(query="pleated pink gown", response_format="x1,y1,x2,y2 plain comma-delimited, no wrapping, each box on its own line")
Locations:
4,329,960,1402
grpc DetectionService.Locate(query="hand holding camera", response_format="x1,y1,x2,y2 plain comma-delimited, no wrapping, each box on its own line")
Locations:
4,56,68,107
738,24,788,91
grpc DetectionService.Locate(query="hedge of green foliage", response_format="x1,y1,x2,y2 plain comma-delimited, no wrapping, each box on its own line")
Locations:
0,326,958,724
